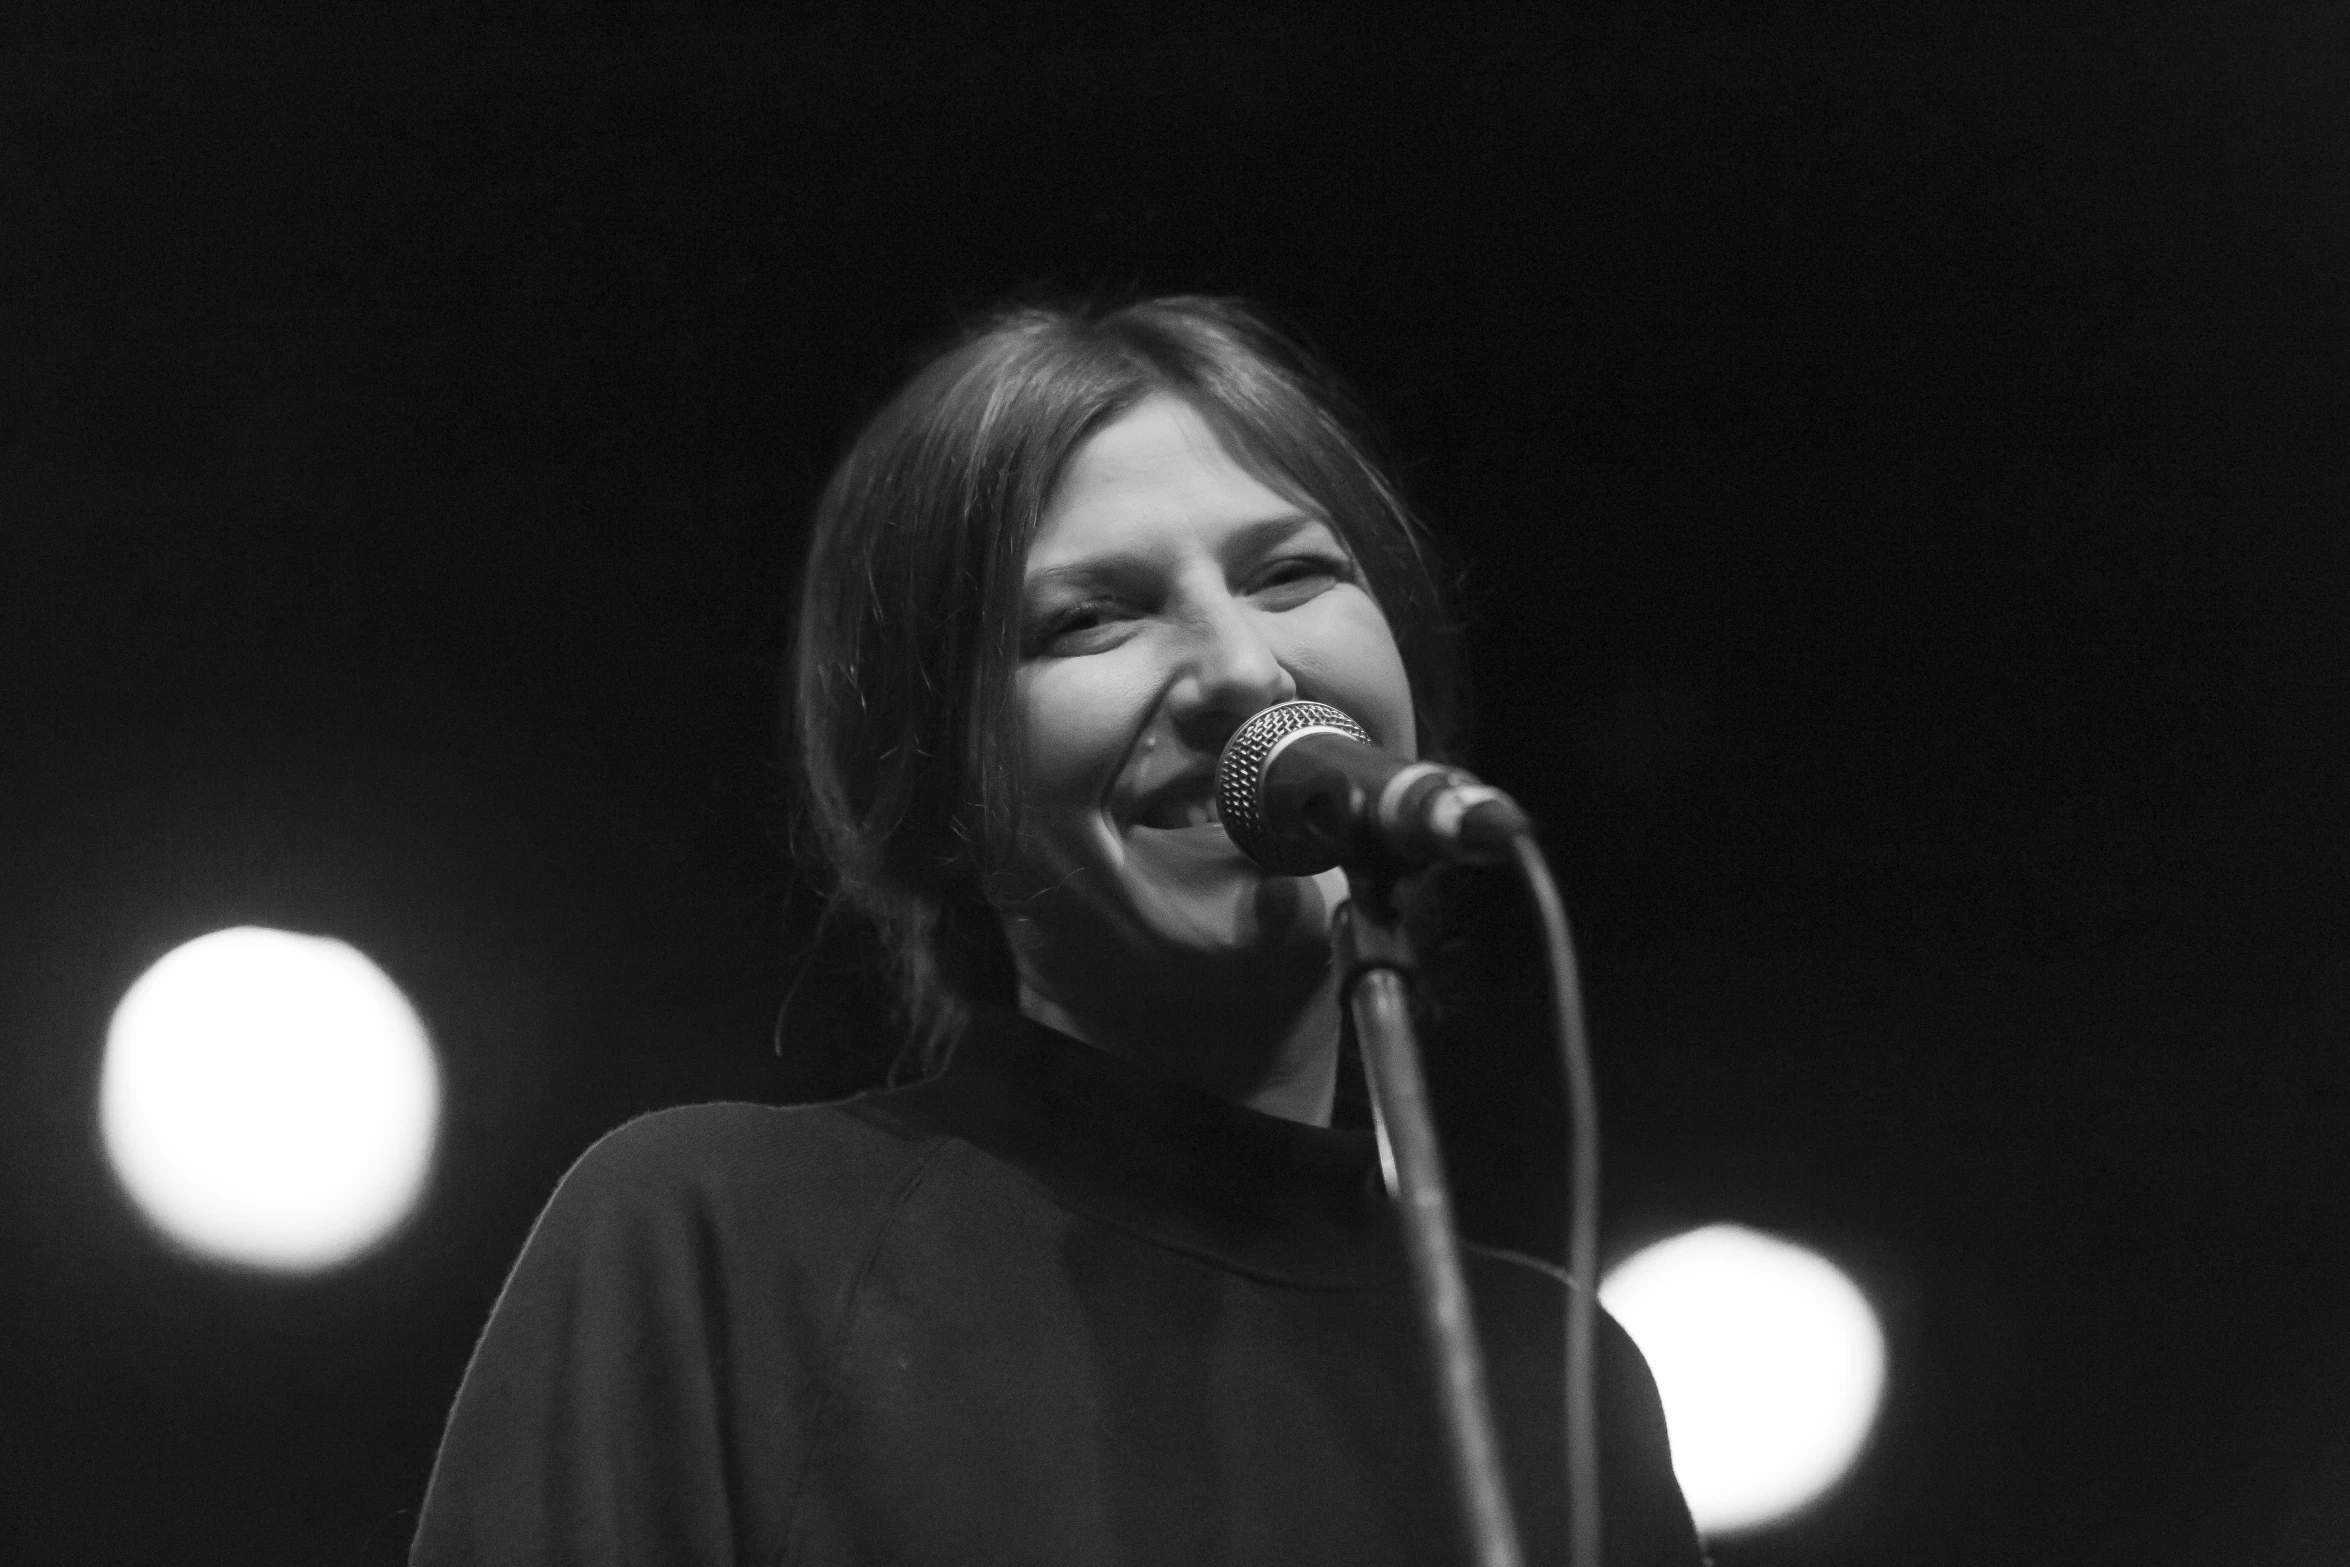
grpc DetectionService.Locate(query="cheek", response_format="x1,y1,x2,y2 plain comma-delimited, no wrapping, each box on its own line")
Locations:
1282,590,1418,757
1016,659,1153,812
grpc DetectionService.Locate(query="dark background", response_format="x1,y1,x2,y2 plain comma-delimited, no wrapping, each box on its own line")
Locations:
5,3,2346,1562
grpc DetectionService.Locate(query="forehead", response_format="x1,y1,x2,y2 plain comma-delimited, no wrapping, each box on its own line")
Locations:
1026,394,1312,573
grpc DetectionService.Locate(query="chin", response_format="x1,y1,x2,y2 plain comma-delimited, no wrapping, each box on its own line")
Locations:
1130,866,1334,963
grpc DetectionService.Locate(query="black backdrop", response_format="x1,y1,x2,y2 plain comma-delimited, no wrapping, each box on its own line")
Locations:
4,4,2346,1562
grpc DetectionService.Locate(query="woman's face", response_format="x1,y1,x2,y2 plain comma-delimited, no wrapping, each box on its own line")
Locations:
992,393,1417,990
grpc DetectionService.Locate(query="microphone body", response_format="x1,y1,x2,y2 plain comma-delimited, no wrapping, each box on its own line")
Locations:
1217,700,1532,875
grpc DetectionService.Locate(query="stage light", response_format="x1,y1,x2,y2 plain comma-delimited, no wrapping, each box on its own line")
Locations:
1599,1224,1885,1536
99,927,440,1272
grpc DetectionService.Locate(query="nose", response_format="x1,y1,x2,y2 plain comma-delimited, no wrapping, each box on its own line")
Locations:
1166,587,1297,753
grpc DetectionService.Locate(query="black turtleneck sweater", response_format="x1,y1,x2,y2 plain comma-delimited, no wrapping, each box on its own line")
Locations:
410,1011,1702,1565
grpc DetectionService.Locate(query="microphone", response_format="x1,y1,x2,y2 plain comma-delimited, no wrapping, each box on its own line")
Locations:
1216,700,1533,875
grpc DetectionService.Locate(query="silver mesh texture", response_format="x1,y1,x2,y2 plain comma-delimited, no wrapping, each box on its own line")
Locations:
1215,700,1373,873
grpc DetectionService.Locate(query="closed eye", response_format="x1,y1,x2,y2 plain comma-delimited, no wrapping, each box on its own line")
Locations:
1026,597,1138,658
1248,553,1353,609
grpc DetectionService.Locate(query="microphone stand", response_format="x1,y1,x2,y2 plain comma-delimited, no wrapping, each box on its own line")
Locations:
1336,869,1525,1567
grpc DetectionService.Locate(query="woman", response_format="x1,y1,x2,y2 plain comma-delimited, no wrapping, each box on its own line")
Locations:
410,297,1701,1565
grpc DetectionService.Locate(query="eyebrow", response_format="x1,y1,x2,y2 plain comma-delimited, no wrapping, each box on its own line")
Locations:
1020,512,1333,598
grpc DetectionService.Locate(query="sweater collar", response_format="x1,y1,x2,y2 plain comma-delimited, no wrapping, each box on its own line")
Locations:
884,1007,1395,1290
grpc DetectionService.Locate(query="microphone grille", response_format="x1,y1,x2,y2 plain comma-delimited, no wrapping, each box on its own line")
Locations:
1216,700,1373,873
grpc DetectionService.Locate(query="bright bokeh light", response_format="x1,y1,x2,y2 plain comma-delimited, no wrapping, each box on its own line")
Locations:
1600,1224,1885,1535
100,926,440,1272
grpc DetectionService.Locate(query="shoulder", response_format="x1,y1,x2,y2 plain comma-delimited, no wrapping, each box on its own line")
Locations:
1461,1243,1705,1555
1459,1239,1577,1308
1459,1241,1658,1367
565,1097,937,1197
519,1096,957,1284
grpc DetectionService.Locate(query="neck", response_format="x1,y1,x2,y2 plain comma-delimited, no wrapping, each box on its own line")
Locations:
1015,959,1342,1127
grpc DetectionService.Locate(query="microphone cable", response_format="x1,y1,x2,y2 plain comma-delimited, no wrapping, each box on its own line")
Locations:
1506,830,1603,1567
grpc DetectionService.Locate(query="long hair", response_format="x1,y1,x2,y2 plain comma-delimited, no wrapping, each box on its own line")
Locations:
791,296,1464,1078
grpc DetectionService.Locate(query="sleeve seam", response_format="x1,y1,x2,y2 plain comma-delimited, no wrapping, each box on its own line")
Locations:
770,1131,955,1567
1461,1238,1582,1293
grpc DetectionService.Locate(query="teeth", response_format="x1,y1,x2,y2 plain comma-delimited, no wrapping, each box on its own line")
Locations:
1181,798,1219,828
